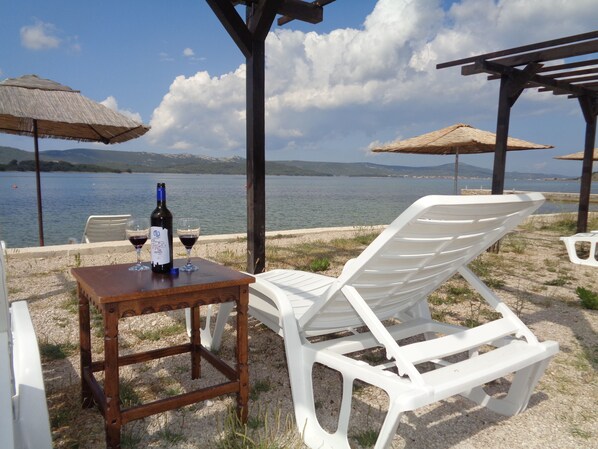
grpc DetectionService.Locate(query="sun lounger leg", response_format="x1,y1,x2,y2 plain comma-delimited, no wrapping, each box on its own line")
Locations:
462,349,556,416
185,302,235,351
374,401,403,449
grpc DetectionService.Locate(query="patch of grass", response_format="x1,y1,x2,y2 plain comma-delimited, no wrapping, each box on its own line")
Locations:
156,427,186,445
250,379,272,401
132,322,185,341
570,426,592,439
121,428,143,449
428,294,444,306
120,379,142,408
445,284,474,304
576,286,598,310
308,257,330,272
163,385,183,396
469,257,492,278
544,277,569,287
538,217,577,233
215,406,300,449
503,234,527,254
353,232,378,246
484,277,505,289
352,428,379,448
61,288,79,314
39,341,77,361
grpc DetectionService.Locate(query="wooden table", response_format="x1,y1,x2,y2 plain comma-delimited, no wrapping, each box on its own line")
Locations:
72,258,254,449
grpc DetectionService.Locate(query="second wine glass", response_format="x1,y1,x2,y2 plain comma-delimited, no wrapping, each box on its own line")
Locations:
177,218,200,272
126,218,150,271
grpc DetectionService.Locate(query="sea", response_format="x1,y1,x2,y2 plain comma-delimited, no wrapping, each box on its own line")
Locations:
1,171,596,248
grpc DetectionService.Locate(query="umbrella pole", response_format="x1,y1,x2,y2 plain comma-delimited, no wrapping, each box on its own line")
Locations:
454,151,459,194
33,120,44,246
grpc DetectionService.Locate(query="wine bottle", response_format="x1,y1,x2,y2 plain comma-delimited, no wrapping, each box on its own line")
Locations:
150,183,173,273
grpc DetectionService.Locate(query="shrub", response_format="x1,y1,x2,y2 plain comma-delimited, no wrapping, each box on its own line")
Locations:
576,287,598,310
309,257,330,272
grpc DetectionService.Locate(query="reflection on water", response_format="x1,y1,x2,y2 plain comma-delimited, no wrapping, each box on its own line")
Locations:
0,172,594,247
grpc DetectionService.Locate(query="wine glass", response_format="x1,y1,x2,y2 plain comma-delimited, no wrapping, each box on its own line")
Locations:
177,218,200,272
126,218,150,271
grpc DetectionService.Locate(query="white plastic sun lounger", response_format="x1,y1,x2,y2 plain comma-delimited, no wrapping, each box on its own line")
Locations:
81,214,131,243
214,193,558,449
0,242,53,449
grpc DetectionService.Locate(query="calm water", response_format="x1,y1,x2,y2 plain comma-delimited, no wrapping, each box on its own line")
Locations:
0,172,595,248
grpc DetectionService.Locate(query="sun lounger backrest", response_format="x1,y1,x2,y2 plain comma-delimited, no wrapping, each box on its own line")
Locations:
298,193,544,332
82,214,131,243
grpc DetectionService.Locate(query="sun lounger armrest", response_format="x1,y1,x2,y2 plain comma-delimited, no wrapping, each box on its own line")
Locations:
10,301,52,449
250,275,304,337
458,266,538,344
340,285,426,386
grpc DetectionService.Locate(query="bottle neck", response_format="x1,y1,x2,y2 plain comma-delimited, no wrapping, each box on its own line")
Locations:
156,186,166,205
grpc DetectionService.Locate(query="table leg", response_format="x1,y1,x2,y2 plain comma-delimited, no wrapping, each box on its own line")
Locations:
236,287,249,423
78,285,93,408
104,306,121,449
191,305,201,379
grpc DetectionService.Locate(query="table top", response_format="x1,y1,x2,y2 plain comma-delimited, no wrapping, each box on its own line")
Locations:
71,258,254,304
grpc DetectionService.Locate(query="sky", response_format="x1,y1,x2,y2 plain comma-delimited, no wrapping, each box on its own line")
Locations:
1,0,597,177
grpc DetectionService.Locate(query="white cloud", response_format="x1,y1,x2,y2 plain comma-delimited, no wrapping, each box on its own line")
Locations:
149,0,598,172
183,47,195,57
20,20,61,50
100,96,143,123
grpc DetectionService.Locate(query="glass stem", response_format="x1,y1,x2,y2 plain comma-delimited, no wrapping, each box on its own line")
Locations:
136,248,142,266
186,248,191,266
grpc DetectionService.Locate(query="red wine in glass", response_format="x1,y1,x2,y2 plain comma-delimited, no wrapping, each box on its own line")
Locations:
126,218,150,271
179,235,198,249
177,218,200,272
129,235,148,249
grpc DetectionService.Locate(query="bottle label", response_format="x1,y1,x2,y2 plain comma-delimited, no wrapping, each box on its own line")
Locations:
151,226,170,265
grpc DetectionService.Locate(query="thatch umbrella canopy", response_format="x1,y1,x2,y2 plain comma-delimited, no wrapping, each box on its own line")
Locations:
0,74,150,246
554,148,598,160
372,123,553,194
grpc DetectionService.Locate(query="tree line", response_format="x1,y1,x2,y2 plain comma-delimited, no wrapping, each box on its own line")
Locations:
0,159,130,173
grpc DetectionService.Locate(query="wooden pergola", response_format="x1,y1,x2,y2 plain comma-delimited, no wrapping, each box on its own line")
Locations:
438,31,598,232
205,0,335,273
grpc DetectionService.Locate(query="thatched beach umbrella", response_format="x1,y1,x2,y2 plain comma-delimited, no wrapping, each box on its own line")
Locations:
0,74,149,246
372,123,553,194
554,148,598,160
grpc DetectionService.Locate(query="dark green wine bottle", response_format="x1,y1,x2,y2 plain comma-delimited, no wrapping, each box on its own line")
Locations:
150,183,173,273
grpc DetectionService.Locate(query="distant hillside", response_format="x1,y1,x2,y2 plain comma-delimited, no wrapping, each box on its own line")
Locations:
0,146,565,179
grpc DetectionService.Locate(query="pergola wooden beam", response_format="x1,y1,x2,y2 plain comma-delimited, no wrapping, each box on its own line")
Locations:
437,30,598,69
438,31,598,232
461,40,598,75
206,0,253,57
277,0,323,25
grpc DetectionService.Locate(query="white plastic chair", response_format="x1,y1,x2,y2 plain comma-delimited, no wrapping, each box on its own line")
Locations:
560,232,598,266
81,214,131,243
0,242,52,449
211,193,559,449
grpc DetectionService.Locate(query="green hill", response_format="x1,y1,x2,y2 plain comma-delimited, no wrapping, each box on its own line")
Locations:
0,145,566,179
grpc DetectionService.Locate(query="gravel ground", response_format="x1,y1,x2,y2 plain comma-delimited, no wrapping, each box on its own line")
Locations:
4,223,597,449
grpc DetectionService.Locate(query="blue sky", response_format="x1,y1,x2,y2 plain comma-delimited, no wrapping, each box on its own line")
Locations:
1,0,597,177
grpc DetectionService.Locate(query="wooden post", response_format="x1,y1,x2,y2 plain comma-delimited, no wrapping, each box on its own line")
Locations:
492,77,512,195
33,119,44,246
246,35,266,274
577,96,598,233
